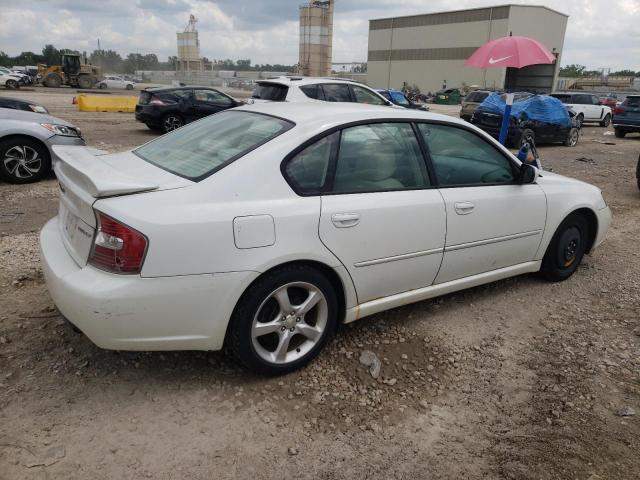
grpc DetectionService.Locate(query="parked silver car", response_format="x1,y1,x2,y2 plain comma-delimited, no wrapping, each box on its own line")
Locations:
0,108,85,183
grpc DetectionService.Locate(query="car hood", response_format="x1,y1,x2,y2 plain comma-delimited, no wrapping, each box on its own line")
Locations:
0,108,77,127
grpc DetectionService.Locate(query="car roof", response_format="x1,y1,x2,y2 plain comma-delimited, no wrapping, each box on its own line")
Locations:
257,76,366,87
145,85,220,92
236,101,465,129
0,96,31,104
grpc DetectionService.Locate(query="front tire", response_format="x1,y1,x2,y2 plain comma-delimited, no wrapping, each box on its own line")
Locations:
77,75,93,89
99,83,107,89
228,265,338,375
0,137,51,184
518,128,535,149
5,79,19,89
540,213,589,282
599,113,611,127
575,114,584,128
126,84,133,90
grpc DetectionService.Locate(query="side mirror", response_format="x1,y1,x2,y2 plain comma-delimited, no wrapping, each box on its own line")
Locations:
519,163,538,184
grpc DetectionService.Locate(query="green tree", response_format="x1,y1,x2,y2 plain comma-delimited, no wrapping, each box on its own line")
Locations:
353,62,367,73
0,51,10,67
41,44,60,65
559,64,586,77
89,49,123,73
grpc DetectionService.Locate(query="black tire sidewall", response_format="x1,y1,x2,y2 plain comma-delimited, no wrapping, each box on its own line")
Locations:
541,213,589,282
162,113,183,133
228,265,338,375
0,137,51,184
600,114,611,127
519,128,535,148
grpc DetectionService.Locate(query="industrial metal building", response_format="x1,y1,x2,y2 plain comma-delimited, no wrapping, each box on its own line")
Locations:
299,0,334,77
367,5,568,93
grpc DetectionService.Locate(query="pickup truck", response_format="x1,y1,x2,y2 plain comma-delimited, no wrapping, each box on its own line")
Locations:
550,92,612,127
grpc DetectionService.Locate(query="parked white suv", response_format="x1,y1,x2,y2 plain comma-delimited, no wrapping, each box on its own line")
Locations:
550,92,612,127
251,76,396,107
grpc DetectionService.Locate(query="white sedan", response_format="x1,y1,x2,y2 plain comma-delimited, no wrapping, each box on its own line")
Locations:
40,103,611,374
97,75,134,90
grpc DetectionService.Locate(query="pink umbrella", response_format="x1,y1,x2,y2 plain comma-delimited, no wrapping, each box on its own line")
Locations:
465,35,555,69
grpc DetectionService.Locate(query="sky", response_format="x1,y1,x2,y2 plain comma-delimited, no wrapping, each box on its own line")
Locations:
0,0,638,70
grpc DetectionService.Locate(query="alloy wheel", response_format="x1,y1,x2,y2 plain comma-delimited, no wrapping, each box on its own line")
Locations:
568,129,579,146
251,282,328,365
163,116,183,132
3,145,42,179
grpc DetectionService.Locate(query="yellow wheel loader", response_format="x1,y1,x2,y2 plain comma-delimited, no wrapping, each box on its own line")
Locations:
38,54,102,89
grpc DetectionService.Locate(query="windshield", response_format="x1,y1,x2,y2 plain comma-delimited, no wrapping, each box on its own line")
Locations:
134,111,293,181
390,91,410,106
465,91,489,103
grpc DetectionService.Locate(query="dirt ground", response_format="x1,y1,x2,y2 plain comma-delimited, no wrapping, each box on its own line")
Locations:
0,87,638,480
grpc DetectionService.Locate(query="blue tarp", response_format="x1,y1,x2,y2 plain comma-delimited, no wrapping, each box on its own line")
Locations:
478,93,571,127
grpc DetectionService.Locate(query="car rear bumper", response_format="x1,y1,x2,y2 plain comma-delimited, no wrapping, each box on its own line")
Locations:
40,217,258,351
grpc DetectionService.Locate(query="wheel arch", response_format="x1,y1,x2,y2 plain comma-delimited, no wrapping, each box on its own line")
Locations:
571,207,598,254
222,259,350,347
0,134,52,162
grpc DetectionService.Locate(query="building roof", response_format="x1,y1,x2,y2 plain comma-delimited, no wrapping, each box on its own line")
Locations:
370,4,568,25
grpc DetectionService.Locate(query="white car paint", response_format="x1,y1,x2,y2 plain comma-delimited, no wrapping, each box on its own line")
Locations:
552,93,612,124
251,76,401,108
40,103,611,360
99,75,134,90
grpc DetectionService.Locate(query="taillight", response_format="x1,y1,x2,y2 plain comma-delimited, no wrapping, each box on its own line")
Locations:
149,98,166,106
88,212,148,274
613,106,625,114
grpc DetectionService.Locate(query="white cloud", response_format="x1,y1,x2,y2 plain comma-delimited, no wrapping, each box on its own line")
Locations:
0,0,637,70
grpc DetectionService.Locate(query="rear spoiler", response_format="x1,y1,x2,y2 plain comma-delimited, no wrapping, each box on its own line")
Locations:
52,145,159,198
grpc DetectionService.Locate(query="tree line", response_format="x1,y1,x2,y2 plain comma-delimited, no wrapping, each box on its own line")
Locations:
559,64,640,78
0,44,296,74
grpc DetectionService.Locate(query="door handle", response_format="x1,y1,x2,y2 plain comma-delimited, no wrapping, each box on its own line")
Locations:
454,202,475,215
331,213,360,228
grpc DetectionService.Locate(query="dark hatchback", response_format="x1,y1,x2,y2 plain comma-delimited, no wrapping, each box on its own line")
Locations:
471,94,580,148
376,89,429,110
135,86,242,133
0,96,49,114
613,95,640,138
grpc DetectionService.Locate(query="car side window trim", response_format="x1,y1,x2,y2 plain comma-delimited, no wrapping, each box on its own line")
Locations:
413,120,521,188
280,118,437,197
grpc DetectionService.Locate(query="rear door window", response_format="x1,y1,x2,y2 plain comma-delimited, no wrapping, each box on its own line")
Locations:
332,123,429,193
252,83,288,101
320,84,352,102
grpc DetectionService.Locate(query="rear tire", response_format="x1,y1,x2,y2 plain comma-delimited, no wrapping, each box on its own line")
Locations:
564,127,579,147
575,114,584,128
162,113,184,133
599,113,611,127
145,123,162,132
126,84,134,90
228,265,338,375
540,213,589,282
636,154,640,191
5,79,19,89
0,137,51,184
614,127,626,138
99,83,107,89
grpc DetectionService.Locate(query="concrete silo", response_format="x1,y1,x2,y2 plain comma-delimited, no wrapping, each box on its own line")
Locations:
177,15,203,72
299,1,334,77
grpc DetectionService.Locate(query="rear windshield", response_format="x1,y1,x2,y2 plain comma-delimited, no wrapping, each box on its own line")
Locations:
134,111,293,181
252,83,288,101
623,96,640,107
465,91,489,103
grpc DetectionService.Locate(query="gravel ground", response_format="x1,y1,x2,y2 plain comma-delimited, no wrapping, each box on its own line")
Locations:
0,87,639,479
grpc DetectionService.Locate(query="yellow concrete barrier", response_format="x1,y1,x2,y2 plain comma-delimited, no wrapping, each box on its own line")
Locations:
76,95,137,113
